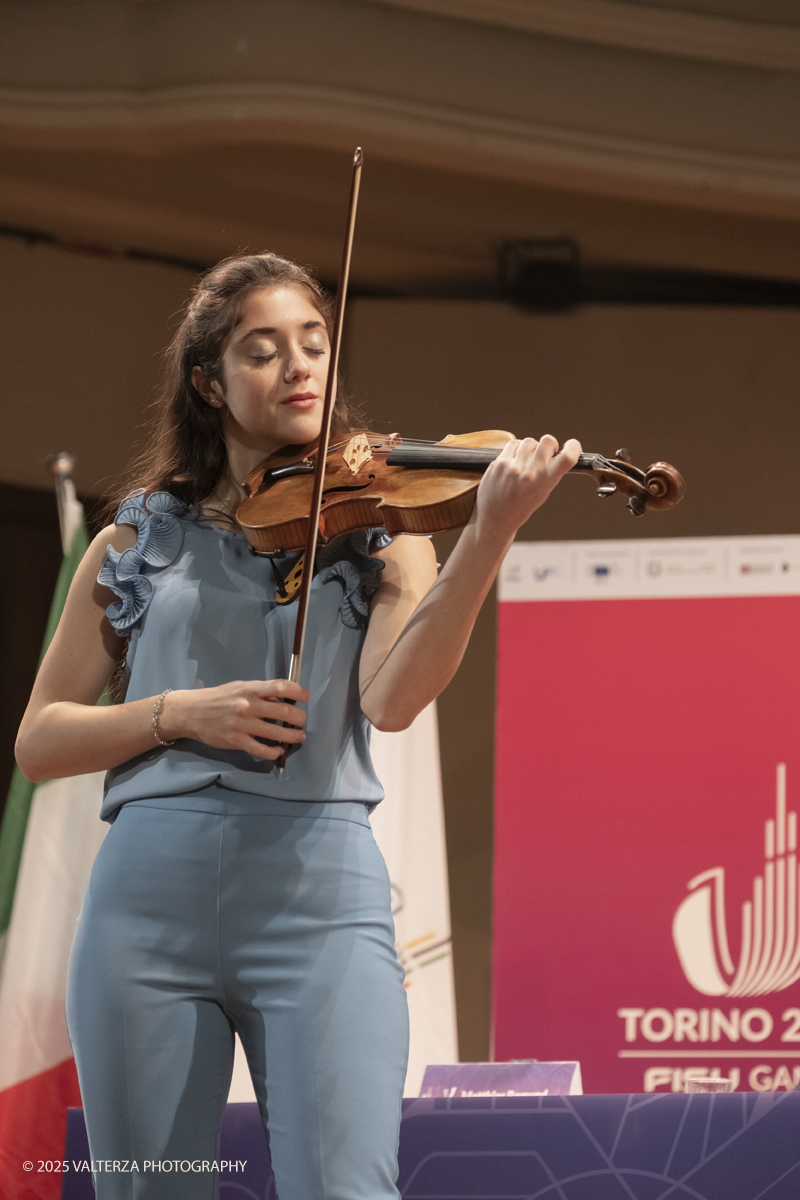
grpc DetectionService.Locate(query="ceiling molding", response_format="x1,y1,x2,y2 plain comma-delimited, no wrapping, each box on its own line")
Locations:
0,162,486,284
1,81,798,223
365,0,800,70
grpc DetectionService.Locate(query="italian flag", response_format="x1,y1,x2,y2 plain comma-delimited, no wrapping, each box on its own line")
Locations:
0,494,108,1199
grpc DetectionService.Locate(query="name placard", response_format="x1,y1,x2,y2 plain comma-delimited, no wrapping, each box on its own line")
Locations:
419,1062,582,1097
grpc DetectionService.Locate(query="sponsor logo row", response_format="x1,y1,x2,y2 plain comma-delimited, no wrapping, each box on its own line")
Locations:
500,536,800,601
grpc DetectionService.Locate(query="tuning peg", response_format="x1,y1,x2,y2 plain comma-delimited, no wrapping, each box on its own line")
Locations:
615,447,633,463
627,496,647,516
597,484,617,498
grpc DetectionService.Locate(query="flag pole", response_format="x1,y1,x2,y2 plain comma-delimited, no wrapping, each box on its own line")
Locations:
47,451,79,555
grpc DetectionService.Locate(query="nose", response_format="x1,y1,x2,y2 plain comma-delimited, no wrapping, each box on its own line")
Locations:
285,349,312,382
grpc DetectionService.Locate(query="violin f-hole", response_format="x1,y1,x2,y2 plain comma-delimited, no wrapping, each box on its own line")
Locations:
320,474,377,501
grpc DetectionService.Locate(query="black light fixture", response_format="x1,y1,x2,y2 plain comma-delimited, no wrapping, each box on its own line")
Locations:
499,238,800,313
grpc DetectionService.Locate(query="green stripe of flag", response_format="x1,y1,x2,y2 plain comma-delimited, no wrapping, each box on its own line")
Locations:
0,520,109,938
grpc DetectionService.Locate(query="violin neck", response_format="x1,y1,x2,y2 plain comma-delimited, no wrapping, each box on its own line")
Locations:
385,445,499,470
385,445,604,473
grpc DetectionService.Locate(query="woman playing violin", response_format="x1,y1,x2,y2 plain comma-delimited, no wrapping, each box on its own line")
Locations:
15,253,581,1200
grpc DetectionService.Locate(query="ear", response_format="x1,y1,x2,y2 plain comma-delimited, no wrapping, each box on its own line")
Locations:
191,365,225,408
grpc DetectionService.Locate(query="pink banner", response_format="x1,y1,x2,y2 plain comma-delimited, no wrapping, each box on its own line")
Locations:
494,535,800,1093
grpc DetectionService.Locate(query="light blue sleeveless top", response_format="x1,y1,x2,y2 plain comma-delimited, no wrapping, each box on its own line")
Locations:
98,491,391,823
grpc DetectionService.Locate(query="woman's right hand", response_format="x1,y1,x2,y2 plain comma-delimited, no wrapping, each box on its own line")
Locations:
158,679,310,761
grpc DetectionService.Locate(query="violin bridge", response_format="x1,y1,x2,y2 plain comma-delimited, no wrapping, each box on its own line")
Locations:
276,553,305,605
343,433,373,474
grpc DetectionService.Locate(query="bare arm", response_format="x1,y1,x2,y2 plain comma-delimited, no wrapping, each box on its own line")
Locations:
15,524,308,783
360,434,580,731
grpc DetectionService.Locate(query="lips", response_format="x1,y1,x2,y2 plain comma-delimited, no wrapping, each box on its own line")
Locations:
282,392,317,406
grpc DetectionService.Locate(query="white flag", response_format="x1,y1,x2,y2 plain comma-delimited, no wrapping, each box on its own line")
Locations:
370,702,459,1096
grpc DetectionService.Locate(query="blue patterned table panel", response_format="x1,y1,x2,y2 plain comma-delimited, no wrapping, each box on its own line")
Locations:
62,1093,800,1200
397,1094,800,1200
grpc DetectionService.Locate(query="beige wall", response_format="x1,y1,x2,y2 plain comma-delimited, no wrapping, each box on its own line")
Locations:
3,232,800,1059
1,236,195,498
348,300,800,543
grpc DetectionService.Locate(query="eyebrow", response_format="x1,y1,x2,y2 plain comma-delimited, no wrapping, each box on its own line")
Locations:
240,320,324,338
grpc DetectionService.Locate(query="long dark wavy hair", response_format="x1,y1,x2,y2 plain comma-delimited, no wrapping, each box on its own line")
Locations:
109,251,357,517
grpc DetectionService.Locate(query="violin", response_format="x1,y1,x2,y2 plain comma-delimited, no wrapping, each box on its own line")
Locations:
236,429,685,556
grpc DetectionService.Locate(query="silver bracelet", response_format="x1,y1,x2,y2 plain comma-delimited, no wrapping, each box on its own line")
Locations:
151,688,175,746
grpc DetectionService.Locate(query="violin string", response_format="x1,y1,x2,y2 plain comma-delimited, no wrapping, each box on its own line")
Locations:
324,435,495,455
313,435,606,464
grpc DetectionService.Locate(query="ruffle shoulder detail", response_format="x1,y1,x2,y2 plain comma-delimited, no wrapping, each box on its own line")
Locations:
98,491,185,634
316,527,393,630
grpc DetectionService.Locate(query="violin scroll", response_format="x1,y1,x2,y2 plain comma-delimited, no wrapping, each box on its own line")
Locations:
574,452,685,517
643,461,686,511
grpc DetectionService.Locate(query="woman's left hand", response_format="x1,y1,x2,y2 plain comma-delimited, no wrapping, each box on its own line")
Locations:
472,434,582,543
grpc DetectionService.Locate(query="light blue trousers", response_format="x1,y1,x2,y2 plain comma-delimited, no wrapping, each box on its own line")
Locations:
66,795,409,1200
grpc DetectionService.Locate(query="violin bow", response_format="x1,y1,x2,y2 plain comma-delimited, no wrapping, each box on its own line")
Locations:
277,146,363,771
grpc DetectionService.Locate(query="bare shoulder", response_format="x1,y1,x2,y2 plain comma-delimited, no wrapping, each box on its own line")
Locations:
61,522,137,617
86,521,137,565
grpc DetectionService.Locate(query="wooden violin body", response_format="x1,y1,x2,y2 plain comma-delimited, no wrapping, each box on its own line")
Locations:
236,430,685,556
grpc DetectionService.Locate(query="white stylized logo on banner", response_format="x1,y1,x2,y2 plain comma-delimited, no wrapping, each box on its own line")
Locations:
673,764,800,996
